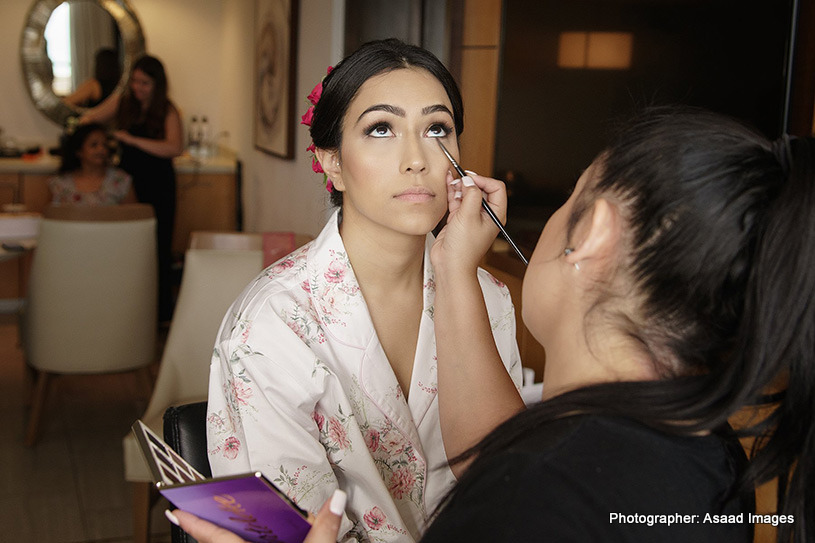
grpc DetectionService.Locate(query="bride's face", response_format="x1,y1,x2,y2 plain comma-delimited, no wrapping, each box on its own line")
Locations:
328,67,458,238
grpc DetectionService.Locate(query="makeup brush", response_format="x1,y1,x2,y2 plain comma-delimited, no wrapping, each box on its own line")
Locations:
437,139,529,265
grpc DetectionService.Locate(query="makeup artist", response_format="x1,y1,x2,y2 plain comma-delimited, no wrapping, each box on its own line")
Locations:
81,54,183,323
204,39,521,543
174,108,815,543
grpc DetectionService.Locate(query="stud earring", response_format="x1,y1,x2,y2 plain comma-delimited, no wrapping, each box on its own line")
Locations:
564,248,580,271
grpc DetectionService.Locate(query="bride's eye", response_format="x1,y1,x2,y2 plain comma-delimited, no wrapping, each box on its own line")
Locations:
426,123,453,138
365,122,393,138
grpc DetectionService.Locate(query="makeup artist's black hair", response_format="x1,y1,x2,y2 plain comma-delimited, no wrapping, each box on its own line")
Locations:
58,122,109,174
93,48,120,101
310,38,464,207
444,107,815,542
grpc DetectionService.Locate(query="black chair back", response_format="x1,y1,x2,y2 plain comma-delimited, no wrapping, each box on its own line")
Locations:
163,401,212,543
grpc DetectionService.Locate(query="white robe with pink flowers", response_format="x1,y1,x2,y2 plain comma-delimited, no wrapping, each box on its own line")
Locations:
206,210,522,542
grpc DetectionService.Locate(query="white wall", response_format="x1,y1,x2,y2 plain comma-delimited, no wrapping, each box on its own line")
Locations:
1,0,342,237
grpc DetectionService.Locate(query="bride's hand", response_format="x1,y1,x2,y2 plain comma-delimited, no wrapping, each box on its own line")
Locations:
167,490,346,543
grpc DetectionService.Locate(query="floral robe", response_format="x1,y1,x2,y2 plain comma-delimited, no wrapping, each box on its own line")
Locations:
49,166,132,205
206,210,522,542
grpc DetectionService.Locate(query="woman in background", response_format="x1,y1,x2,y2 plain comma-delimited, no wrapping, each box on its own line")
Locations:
82,54,183,322
63,48,121,109
49,122,135,205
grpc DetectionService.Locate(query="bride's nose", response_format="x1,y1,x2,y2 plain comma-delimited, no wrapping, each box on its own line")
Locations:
400,135,428,174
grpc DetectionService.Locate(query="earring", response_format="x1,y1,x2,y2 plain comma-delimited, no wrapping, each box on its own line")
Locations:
564,248,580,271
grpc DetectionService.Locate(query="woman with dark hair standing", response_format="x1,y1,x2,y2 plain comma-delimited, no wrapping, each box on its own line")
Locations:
205,38,522,542
82,54,184,322
63,48,121,108
177,108,814,542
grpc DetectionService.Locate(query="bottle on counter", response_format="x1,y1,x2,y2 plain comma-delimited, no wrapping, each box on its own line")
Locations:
199,116,211,158
188,115,200,157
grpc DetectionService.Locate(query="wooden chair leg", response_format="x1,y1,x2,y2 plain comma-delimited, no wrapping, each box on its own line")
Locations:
133,481,159,543
24,370,50,447
22,362,37,407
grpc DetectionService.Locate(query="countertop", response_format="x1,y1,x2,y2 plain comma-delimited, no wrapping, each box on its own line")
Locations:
0,148,238,175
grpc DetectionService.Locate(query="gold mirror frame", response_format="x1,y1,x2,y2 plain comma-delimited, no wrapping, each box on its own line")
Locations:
20,0,145,126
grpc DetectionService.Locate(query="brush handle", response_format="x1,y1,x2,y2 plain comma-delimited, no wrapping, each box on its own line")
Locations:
438,140,528,265
480,198,529,265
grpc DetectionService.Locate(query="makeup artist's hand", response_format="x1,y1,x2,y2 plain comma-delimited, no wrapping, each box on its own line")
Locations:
113,130,136,146
165,490,346,543
431,170,507,275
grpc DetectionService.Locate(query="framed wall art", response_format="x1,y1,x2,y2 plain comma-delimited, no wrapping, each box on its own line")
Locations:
254,0,298,158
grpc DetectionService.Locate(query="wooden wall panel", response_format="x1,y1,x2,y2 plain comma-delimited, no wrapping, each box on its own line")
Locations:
458,0,502,175
462,0,502,46
459,48,500,175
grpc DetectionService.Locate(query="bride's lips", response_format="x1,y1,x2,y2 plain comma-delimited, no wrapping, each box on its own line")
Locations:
394,187,435,202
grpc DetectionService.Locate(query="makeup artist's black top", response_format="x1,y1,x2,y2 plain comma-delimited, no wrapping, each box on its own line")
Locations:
421,415,753,542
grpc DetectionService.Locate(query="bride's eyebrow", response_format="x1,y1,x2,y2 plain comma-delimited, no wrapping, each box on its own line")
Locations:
355,103,453,125
356,104,404,124
422,104,453,117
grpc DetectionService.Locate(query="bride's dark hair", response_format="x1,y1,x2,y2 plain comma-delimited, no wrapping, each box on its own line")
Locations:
309,38,464,206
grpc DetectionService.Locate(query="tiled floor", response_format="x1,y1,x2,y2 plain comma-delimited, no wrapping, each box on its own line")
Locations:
1,315,172,542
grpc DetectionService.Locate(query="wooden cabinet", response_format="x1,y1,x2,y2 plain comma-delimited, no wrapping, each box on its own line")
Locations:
482,247,547,382
0,171,46,301
21,174,51,212
0,173,18,204
172,170,238,256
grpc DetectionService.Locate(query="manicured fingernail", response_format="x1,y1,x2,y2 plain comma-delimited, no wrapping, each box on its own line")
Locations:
165,509,180,526
461,176,475,187
329,489,347,516
454,191,462,200
465,169,479,176
449,177,461,185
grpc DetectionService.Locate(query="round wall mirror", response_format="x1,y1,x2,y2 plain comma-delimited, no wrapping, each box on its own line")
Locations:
20,0,145,126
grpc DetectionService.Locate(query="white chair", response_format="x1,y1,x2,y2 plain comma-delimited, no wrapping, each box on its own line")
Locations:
22,204,157,447
125,230,311,543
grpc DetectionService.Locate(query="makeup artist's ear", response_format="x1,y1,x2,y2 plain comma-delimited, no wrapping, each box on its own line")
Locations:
564,198,621,270
314,148,345,191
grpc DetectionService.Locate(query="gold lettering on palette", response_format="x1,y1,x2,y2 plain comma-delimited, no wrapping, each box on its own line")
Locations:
213,494,283,541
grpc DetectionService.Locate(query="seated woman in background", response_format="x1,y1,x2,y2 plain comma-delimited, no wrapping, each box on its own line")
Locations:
81,54,183,322
63,48,120,109
49,122,136,205
176,108,814,543
205,38,522,543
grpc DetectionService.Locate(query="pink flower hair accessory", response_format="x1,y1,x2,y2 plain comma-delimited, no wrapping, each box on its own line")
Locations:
301,66,334,192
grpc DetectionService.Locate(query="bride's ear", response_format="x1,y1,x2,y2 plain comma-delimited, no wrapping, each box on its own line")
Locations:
314,148,344,191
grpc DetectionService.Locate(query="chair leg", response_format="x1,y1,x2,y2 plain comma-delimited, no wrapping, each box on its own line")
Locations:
133,481,159,543
22,362,37,407
24,370,50,447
